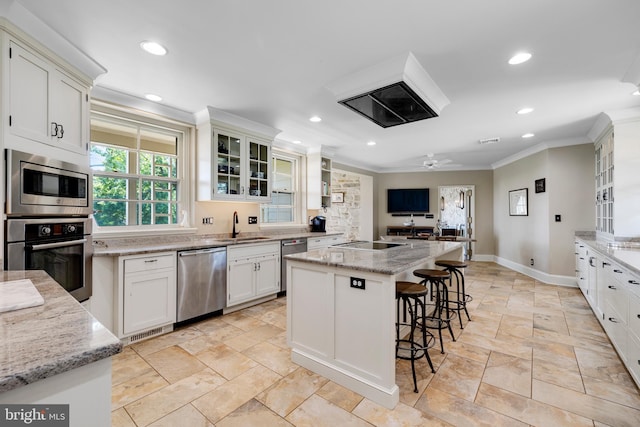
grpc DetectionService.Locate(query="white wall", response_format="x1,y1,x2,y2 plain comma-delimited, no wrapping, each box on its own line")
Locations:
493,144,594,277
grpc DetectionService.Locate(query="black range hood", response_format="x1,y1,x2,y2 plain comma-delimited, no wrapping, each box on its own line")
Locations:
338,81,438,128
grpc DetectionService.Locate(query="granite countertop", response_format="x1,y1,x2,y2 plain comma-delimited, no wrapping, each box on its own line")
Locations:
0,270,122,393
576,236,640,275
284,238,463,275
93,231,342,257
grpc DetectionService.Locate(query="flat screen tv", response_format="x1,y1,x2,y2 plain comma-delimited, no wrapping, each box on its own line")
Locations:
387,188,430,213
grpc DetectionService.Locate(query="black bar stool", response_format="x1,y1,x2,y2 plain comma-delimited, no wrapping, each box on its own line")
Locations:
395,281,436,393
412,269,456,354
435,260,472,329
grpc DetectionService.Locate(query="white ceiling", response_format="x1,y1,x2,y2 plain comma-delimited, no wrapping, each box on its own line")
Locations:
12,0,640,172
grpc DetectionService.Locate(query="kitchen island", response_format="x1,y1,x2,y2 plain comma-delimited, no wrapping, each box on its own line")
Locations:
285,239,463,408
0,270,122,427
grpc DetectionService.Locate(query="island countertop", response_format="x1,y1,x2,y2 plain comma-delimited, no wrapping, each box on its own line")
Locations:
0,270,122,393
284,239,463,275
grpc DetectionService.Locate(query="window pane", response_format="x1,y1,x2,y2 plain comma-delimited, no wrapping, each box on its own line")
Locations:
140,152,152,176
93,176,128,199
90,145,129,173
91,119,137,149
93,201,127,226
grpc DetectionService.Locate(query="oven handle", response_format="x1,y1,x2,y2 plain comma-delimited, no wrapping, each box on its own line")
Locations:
28,239,88,251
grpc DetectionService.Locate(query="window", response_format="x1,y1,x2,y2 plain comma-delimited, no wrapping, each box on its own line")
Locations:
261,151,299,224
90,109,186,228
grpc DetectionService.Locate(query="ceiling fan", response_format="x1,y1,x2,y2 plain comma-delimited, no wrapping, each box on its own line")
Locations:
421,153,456,170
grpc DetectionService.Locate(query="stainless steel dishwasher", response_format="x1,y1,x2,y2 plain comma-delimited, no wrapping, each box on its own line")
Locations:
177,247,227,322
281,238,307,292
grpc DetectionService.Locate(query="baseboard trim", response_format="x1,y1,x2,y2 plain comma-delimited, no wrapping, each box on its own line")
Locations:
492,256,578,287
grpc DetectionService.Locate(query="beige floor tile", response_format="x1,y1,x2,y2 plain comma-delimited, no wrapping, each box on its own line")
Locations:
532,348,584,393
256,367,328,417
258,309,288,329
395,356,437,406
459,315,501,338
242,341,298,376
316,381,364,412
532,312,569,335
192,365,282,423
124,368,226,426
224,324,283,352
574,346,637,387
268,331,290,349
532,379,640,427
178,334,220,355
428,353,485,401
222,311,269,331
475,382,593,427
111,407,136,427
196,342,258,380
353,398,453,426
534,291,563,308
194,317,244,341
112,346,155,386
286,394,372,427
216,399,293,427
496,314,533,339
445,339,492,365
534,328,614,354
130,327,204,356
414,387,528,427
482,351,532,397
582,375,640,409
112,369,169,410
147,404,213,427
143,345,207,383
458,331,532,360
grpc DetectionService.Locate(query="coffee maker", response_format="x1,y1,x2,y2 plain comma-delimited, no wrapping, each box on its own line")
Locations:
311,216,326,232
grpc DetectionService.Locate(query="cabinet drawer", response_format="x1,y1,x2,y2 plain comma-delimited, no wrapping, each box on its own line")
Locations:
604,279,628,323
228,242,280,261
125,253,175,273
630,293,640,340
627,333,640,385
604,300,628,357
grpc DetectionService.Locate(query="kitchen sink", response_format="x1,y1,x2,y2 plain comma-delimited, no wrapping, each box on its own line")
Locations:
233,236,272,241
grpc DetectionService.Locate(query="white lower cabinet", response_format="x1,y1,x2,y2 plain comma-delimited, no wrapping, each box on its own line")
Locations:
580,239,640,387
116,252,177,339
227,242,280,307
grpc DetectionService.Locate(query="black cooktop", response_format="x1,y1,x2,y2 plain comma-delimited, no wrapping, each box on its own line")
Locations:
332,241,405,250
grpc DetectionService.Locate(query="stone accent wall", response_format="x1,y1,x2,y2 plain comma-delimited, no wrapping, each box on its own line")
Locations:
327,171,361,241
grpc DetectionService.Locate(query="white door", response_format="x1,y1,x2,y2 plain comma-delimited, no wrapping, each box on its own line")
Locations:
255,254,279,296
227,258,256,306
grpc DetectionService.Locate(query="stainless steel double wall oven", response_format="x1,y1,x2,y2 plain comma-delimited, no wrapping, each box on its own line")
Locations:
5,150,93,302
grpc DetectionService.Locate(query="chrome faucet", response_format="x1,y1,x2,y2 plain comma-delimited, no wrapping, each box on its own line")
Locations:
232,211,240,238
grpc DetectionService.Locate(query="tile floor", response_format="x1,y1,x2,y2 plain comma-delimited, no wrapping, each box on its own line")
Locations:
111,261,640,426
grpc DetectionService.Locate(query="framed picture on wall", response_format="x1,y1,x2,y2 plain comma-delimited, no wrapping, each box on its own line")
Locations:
535,178,546,193
331,192,344,203
509,188,528,216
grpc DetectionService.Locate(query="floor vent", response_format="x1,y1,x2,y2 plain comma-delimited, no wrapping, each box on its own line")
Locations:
123,324,173,345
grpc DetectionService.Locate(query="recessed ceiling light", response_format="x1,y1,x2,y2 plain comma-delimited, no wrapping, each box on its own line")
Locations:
522,133,535,139
292,140,302,144
309,116,322,122
633,90,640,96
145,93,162,102
367,141,376,146
140,41,167,56
517,107,534,115
508,52,532,65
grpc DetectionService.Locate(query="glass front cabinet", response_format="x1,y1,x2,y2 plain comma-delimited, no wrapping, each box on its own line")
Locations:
196,107,280,202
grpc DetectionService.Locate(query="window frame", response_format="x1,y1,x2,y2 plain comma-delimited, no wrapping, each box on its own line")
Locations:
90,102,194,237
260,148,305,227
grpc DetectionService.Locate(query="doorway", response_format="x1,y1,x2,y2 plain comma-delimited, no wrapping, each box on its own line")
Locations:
438,185,475,259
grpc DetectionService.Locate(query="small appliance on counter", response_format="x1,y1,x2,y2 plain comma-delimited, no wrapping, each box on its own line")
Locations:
311,215,326,232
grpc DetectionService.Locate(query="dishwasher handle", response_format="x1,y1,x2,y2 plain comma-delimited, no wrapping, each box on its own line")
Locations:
179,248,226,256
282,241,307,247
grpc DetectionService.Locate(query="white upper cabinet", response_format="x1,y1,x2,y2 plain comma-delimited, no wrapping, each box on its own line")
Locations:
307,151,333,210
590,111,640,239
196,106,280,202
4,38,90,157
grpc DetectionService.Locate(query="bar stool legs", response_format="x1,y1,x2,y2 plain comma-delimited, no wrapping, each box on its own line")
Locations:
395,281,435,393
412,269,457,354
435,260,472,329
